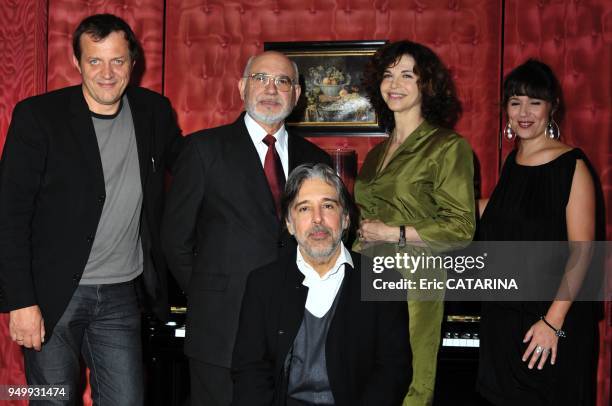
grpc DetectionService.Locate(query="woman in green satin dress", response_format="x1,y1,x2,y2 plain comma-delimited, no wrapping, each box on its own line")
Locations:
353,41,476,406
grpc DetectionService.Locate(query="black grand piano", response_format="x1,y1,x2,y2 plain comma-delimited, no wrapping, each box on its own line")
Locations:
143,287,485,406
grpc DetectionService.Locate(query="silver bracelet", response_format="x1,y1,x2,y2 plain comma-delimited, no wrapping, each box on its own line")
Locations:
541,316,566,338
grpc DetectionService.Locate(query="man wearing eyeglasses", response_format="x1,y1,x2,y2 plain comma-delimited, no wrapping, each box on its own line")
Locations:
161,51,331,406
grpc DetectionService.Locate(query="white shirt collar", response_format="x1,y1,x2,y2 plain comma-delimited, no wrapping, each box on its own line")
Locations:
295,242,353,318
244,112,287,151
296,242,353,282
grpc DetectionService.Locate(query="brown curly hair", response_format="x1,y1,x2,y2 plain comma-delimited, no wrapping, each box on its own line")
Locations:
364,40,461,131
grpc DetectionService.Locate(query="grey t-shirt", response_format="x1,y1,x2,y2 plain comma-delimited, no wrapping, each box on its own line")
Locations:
80,96,143,285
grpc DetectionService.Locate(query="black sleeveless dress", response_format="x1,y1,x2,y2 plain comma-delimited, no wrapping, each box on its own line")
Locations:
476,148,598,406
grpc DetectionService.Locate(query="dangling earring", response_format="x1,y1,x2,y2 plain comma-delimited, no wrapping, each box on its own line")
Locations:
504,120,516,141
546,117,560,139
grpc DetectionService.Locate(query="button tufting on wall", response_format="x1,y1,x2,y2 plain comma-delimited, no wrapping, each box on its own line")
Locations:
309,7,316,14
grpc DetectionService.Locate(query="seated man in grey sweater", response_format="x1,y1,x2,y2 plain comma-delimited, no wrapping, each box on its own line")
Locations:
232,163,412,406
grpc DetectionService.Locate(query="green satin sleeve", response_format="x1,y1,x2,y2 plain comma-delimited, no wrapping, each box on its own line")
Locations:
354,122,476,252
410,136,475,250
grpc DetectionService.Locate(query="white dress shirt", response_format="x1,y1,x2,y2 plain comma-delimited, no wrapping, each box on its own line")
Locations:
296,242,354,318
244,113,289,179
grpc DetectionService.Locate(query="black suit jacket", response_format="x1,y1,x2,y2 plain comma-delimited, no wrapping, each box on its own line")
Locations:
0,85,183,337
161,114,332,366
231,249,412,406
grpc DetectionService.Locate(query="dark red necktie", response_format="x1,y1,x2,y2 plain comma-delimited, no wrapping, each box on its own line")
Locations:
262,134,286,217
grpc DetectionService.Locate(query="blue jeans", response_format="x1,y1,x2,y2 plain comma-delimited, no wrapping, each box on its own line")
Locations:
24,280,143,405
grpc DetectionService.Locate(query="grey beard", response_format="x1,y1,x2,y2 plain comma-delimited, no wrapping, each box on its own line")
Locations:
246,107,290,125
297,235,342,263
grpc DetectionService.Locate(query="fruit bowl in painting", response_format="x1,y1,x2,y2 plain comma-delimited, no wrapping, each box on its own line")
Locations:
314,75,351,97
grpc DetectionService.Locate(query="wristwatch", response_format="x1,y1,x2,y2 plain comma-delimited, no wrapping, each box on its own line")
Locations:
398,225,406,248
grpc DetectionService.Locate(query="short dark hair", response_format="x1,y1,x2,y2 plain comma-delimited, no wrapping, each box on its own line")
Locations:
364,40,461,131
281,163,357,240
72,14,141,62
503,59,561,111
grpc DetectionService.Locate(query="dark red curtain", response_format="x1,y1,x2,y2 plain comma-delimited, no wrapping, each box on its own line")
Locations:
0,1,610,405
0,2,48,404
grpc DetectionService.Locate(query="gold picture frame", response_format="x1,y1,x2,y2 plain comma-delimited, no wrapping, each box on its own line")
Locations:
264,40,387,135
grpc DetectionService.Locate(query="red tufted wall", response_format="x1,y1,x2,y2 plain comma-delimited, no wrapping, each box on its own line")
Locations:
164,0,503,194
46,0,165,92
502,3,612,401
504,0,612,236
0,1,610,405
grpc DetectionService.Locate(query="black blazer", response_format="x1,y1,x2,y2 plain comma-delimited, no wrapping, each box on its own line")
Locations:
0,85,183,337
161,114,332,366
231,249,412,406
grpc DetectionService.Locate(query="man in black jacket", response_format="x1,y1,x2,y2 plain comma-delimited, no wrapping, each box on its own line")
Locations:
0,14,182,404
232,163,412,406
161,51,331,406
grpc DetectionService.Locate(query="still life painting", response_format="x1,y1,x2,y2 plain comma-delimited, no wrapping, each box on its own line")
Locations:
264,41,386,134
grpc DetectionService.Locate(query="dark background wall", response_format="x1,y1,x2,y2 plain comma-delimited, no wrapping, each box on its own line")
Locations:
0,1,610,405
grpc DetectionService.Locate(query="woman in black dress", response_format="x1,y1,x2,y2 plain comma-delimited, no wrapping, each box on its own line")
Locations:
477,59,598,405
